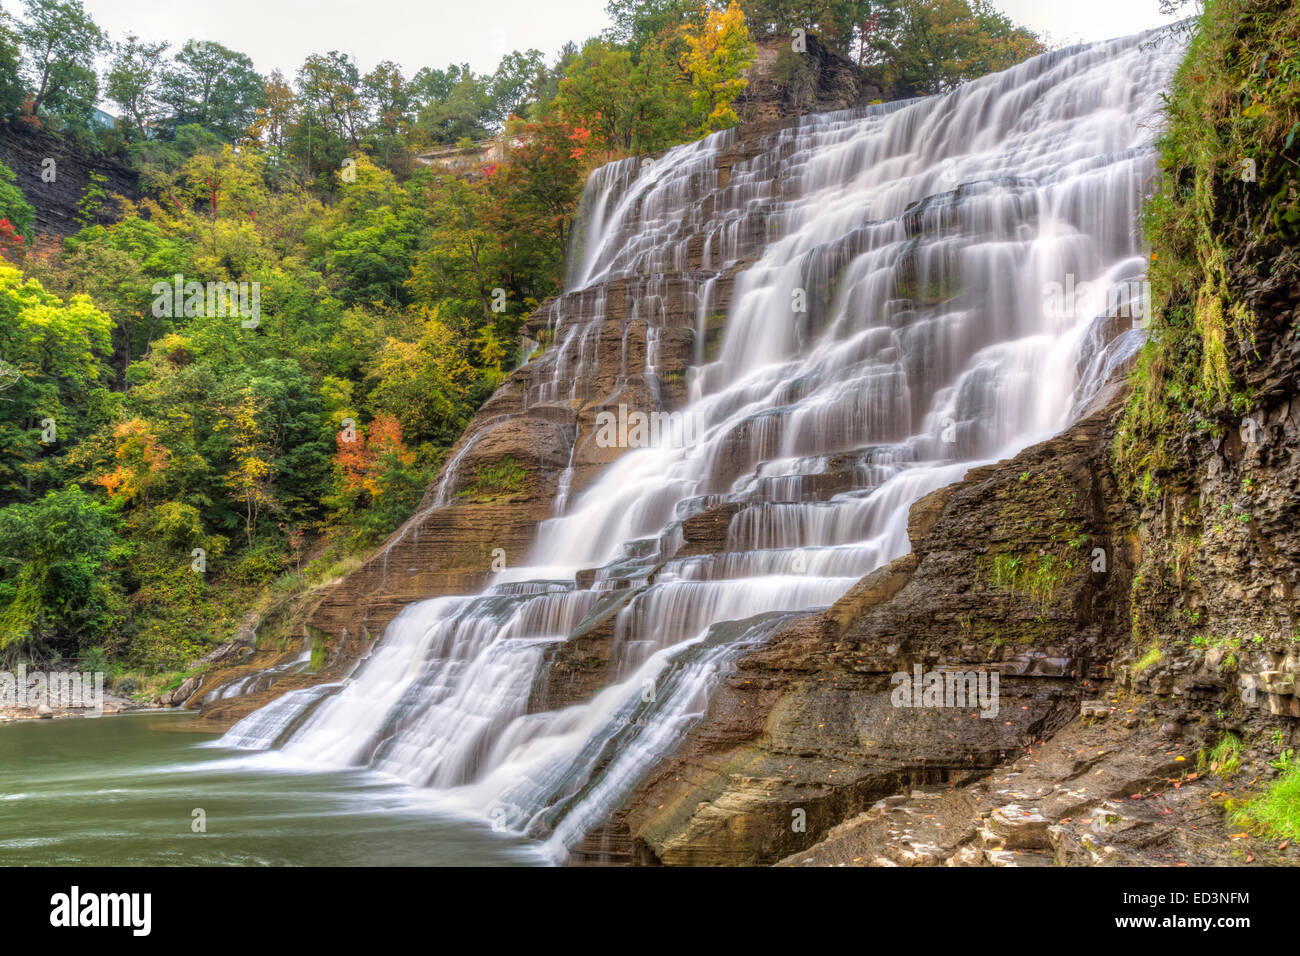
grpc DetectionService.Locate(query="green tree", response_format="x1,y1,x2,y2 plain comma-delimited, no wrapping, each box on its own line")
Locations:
163,39,265,140
0,262,114,505
297,51,366,148
361,60,412,166
0,5,23,121
868,0,1043,97
550,39,692,155
106,35,172,139
321,155,421,306
743,0,879,61
0,486,129,660
17,0,105,124
487,49,547,126
606,0,702,54
416,68,492,145
407,174,500,324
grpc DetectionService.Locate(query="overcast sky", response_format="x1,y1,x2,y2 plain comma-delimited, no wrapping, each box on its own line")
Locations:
77,0,1182,78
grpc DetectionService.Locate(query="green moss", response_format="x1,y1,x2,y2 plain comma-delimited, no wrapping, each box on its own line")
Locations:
1132,643,1163,675
1113,0,1299,501
310,633,329,671
458,458,528,500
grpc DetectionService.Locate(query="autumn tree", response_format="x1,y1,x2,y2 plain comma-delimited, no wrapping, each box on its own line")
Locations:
222,386,275,547
246,70,296,152
94,418,170,507
329,413,426,539
489,115,586,294
681,1,758,133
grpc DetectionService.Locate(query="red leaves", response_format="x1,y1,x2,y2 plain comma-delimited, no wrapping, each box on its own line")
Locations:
0,218,25,262
568,125,591,160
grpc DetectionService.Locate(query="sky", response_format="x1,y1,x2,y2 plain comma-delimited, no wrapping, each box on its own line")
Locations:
76,0,1182,79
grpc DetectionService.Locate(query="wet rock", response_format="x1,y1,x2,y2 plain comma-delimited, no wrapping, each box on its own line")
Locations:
982,805,1052,850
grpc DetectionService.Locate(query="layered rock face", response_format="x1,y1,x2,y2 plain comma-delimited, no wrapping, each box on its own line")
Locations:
603,391,1134,864
737,33,880,125
0,124,139,243
601,379,1299,867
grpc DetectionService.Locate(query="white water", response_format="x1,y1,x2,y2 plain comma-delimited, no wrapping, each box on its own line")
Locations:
222,32,1184,861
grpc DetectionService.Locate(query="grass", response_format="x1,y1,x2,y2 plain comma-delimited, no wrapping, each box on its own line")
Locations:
984,551,1069,616
1231,761,1300,842
1200,731,1243,778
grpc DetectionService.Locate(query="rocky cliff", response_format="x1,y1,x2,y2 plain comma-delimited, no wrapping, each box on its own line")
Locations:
591,376,1298,866
0,124,139,244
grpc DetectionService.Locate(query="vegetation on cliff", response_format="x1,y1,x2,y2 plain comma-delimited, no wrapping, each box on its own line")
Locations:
1116,0,1300,842
1117,0,1299,496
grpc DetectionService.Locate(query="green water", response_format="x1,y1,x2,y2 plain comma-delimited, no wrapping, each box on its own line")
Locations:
0,713,546,866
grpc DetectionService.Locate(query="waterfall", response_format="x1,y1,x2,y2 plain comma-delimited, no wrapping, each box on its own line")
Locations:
221,30,1185,861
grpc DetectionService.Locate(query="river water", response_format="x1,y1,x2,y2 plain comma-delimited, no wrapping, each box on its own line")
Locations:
0,714,542,865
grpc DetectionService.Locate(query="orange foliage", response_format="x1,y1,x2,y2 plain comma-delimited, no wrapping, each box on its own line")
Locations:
95,419,171,505
334,413,414,501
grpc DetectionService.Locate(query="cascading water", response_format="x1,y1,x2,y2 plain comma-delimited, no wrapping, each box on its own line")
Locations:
221,30,1185,861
